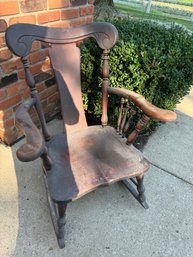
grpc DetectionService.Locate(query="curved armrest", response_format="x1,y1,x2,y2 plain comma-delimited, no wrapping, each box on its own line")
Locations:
15,99,45,162
107,87,176,122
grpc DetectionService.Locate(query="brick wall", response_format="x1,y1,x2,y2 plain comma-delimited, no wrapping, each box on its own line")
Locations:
0,0,95,145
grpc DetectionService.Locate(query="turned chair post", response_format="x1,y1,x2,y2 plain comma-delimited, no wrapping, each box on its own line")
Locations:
21,57,51,141
127,114,150,145
101,49,109,127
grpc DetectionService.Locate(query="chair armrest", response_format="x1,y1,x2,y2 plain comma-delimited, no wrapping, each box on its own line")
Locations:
107,87,176,122
15,98,45,162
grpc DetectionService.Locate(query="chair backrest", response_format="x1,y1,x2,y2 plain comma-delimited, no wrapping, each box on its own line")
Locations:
6,22,118,134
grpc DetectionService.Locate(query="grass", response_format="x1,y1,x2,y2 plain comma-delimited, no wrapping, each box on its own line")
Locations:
164,0,193,3
154,1,193,12
115,3,193,31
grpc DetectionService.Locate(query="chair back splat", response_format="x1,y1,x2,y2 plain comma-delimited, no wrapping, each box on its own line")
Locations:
49,43,87,132
5,22,176,248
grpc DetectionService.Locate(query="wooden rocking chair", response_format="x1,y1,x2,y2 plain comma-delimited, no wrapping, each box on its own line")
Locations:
5,22,176,248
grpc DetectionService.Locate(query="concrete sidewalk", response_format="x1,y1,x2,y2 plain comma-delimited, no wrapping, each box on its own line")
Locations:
1,110,193,257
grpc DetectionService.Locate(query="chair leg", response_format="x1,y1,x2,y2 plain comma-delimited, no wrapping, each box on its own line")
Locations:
44,174,67,248
47,192,67,248
57,202,67,248
136,174,148,208
121,174,149,209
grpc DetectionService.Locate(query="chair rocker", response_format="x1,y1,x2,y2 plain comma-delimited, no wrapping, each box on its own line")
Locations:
5,22,176,248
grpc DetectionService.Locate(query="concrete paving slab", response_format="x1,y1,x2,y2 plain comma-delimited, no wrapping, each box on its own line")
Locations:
143,111,193,184
0,144,19,257
176,86,193,117
1,118,193,257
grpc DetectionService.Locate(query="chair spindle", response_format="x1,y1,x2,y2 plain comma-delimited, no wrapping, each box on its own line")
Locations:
117,97,125,133
123,107,136,136
126,114,150,145
120,102,130,135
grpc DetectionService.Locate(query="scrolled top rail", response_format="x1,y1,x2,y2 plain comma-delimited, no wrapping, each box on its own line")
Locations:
5,22,118,57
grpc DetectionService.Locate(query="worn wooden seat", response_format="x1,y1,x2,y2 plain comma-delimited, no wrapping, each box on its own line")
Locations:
45,125,149,202
5,22,176,248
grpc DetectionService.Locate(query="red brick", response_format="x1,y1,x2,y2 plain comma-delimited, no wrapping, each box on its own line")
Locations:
20,0,47,13
9,15,36,25
29,50,48,64
48,92,59,103
88,0,95,4
0,20,7,33
1,58,22,74
0,94,21,110
31,41,41,52
6,81,27,97
18,63,43,79
36,83,45,92
80,6,94,16
0,89,7,101
41,99,48,110
86,15,93,24
3,117,15,127
18,69,25,79
48,0,69,9
21,88,30,99
31,63,43,75
0,49,12,62
1,126,20,145
0,1,19,16
50,21,70,28
38,10,60,24
0,35,6,48
70,18,86,27
40,85,57,100
0,109,13,120
61,8,79,20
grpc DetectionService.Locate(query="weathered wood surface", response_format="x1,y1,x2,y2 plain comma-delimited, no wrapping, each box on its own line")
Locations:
107,87,177,122
6,22,118,57
45,126,149,202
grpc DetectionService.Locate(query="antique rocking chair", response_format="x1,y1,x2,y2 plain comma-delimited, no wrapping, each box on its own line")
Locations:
6,22,176,248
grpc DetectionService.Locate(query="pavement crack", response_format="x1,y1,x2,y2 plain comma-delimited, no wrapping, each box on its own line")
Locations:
149,161,193,187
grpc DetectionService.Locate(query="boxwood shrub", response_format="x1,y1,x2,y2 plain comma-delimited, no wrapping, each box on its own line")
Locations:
81,18,193,125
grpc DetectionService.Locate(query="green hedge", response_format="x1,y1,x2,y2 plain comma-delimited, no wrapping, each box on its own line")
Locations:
81,19,193,124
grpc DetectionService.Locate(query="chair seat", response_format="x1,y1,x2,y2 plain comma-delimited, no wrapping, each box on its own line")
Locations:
45,125,149,202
